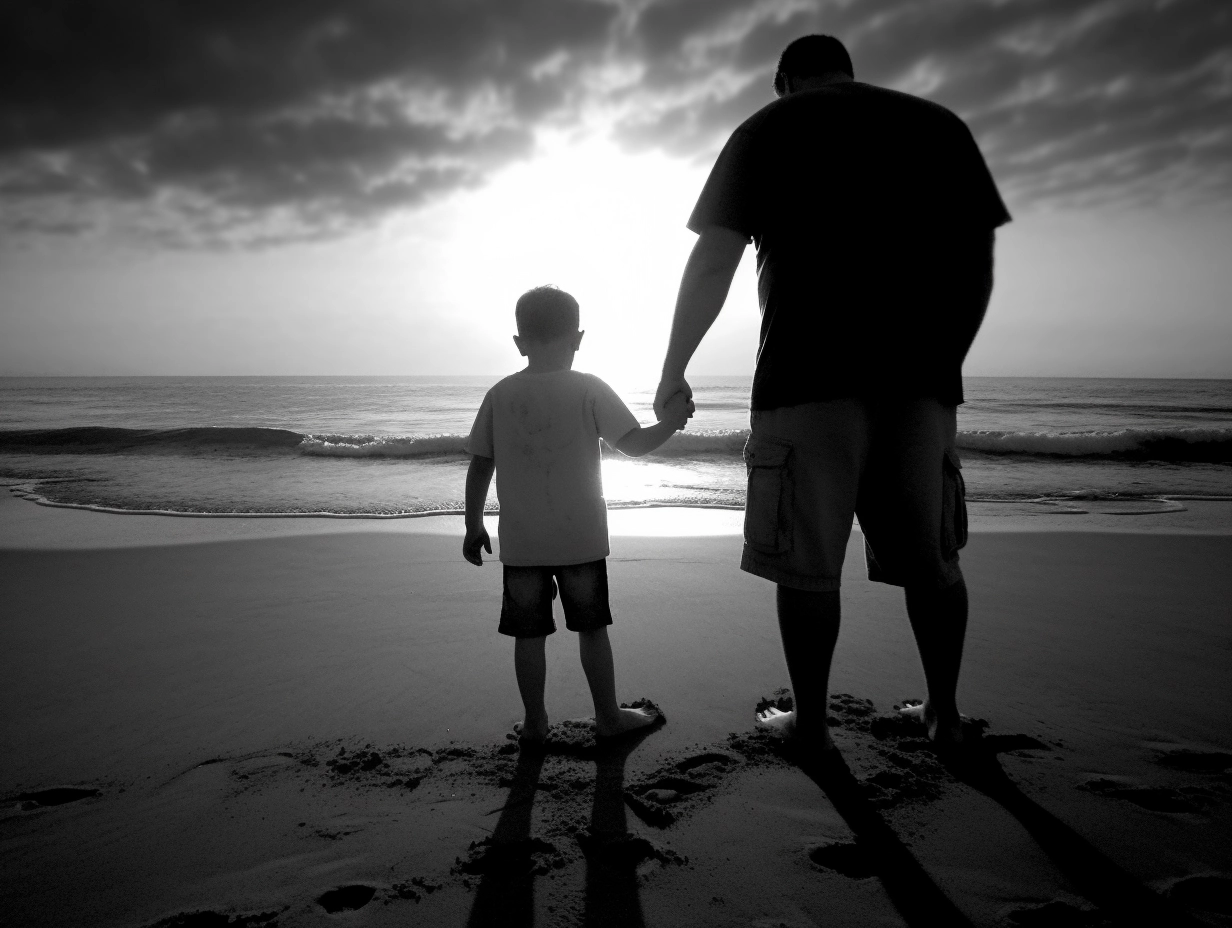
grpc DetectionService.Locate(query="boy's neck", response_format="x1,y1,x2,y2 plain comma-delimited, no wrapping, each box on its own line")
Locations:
523,351,576,373
514,330,583,373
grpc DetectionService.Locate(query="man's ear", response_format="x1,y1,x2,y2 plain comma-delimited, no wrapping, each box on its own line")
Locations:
573,330,585,350
513,334,529,357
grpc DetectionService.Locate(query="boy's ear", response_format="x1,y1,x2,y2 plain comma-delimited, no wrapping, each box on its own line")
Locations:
512,334,529,357
572,330,585,350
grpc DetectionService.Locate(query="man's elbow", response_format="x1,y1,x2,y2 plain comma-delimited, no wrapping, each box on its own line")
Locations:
692,226,747,277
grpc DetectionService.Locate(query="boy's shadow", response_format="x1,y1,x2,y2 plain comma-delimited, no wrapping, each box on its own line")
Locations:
578,725,663,928
464,747,548,928
464,723,661,928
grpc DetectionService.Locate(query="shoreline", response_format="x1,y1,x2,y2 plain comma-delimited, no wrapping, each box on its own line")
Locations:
4,486,1231,554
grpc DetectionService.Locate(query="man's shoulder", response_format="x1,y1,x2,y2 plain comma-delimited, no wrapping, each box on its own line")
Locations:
743,81,962,131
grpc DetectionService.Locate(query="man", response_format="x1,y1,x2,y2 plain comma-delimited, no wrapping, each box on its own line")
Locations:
654,34,1011,753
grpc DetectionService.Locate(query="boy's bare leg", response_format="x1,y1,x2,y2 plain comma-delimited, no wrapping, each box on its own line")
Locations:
514,636,550,743
903,577,968,745
577,627,659,738
757,586,841,752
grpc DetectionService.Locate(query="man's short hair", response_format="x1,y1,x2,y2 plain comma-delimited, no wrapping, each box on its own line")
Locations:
515,285,580,341
773,34,854,96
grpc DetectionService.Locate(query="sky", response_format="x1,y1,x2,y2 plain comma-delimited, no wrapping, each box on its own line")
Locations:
1,0,1230,381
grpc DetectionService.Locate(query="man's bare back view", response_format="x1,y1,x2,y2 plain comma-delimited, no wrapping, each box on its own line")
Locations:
654,35,1012,754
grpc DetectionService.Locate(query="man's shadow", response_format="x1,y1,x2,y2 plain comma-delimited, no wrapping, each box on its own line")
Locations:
788,744,977,928
790,736,1203,928
939,741,1204,928
464,724,661,928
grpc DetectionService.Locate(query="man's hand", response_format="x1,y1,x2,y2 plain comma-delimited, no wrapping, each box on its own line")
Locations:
654,376,692,419
463,525,492,566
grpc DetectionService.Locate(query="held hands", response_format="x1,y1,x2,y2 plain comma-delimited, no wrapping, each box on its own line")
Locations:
660,390,695,431
463,525,492,566
654,376,693,421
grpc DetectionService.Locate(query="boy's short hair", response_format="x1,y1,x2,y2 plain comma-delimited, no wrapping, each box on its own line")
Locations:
515,285,580,341
773,34,854,96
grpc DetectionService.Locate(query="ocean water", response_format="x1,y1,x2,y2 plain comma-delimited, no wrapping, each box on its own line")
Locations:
1,376,1230,517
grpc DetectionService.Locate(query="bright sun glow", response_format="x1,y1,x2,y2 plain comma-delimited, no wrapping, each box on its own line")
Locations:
408,131,757,387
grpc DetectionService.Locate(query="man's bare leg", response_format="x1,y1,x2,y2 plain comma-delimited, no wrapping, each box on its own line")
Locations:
757,586,841,752
904,577,968,745
514,636,549,743
578,627,660,738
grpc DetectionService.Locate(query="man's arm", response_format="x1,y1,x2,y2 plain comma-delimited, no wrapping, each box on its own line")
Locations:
653,226,747,417
462,454,495,565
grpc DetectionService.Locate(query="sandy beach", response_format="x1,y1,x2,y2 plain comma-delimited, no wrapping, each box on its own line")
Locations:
3,492,1231,927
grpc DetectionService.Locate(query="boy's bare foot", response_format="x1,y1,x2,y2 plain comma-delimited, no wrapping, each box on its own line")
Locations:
755,707,837,752
595,705,663,740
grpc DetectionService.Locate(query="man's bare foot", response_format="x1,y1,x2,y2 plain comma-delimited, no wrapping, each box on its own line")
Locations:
514,715,549,745
595,705,662,740
755,707,836,752
897,700,968,746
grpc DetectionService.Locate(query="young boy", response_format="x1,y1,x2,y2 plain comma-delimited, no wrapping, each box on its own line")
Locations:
463,285,692,743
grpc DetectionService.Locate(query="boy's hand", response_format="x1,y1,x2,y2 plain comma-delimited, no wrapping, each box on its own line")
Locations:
463,525,492,565
662,391,693,430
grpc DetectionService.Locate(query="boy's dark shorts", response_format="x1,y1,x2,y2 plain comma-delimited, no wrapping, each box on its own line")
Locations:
499,559,613,638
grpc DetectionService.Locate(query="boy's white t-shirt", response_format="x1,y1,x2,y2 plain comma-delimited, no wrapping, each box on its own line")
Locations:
466,369,640,567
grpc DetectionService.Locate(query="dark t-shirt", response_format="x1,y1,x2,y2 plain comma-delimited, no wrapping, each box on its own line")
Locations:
688,81,1011,409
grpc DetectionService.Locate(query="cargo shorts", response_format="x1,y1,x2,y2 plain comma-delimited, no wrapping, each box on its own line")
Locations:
739,397,967,592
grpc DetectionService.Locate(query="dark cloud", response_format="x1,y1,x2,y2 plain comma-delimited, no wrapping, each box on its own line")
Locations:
616,0,1232,210
1,0,1228,245
0,0,618,243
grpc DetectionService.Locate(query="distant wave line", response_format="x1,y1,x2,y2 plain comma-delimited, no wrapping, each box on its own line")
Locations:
2,424,1231,463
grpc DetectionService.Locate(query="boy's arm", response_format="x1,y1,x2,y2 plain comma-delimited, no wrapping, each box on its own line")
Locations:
463,454,495,565
614,394,692,458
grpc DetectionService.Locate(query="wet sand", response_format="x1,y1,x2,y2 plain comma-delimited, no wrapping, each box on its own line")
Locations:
2,492,1231,927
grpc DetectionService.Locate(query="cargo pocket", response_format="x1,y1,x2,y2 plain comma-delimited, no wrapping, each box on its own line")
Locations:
743,435,793,555
940,448,968,560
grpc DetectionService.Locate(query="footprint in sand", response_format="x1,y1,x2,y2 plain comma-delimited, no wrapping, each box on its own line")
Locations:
806,840,876,880
316,885,377,913
1165,873,1232,918
623,751,742,828
1154,749,1232,774
11,786,100,810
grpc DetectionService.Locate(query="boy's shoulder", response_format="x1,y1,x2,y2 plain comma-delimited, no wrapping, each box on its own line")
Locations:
487,369,604,399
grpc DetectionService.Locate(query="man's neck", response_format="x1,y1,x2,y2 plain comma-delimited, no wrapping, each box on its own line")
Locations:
787,72,854,93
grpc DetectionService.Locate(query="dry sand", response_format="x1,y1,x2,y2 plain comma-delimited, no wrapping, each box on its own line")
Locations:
2,491,1231,927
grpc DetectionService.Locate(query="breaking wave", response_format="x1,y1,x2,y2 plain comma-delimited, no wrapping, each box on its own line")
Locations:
956,427,1232,462
2,425,1230,464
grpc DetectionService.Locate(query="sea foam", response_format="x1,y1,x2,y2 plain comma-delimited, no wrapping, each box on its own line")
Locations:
2,424,1229,464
